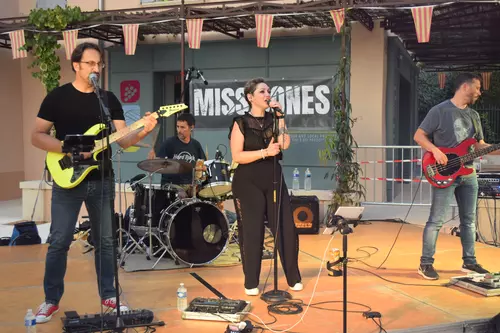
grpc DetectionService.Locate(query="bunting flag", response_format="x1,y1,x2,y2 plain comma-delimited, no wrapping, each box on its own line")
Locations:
186,19,204,49
62,29,78,60
482,72,492,91
8,30,27,59
255,14,273,48
330,9,345,34
438,72,446,89
411,6,434,43
122,24,139,55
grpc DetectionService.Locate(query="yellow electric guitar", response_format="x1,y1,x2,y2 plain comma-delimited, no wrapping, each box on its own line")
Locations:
46,103,187,189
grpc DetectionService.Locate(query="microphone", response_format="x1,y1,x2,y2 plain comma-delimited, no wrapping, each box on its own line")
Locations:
196,69,208,85
88,73,100,89
129,174,146,183
129,173,146,191
215,148,222,160
185,68,192,81
266,100,284,115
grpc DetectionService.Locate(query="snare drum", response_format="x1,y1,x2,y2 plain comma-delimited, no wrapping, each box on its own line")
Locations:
199,160,232,198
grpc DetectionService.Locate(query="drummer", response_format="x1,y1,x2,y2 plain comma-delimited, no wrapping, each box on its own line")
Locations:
148,113,206,193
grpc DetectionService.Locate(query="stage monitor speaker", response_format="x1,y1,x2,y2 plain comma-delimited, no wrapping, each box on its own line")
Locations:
476,198,500,246
290,196,319,234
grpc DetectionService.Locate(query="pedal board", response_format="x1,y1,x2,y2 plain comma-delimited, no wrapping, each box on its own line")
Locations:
450,272,500,297
182,297,251,322
61,309,155,332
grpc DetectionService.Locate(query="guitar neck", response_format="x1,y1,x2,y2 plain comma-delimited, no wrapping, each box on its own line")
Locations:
461,143,500,163
93,112,159,152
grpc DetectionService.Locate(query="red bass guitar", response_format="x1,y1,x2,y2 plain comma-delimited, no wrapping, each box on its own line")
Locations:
422,137,500,188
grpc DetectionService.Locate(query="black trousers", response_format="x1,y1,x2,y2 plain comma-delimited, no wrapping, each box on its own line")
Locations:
232,160,301,289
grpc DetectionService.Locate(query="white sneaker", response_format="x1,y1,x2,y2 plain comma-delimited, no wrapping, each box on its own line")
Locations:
290,282,303,291
245,288,259,296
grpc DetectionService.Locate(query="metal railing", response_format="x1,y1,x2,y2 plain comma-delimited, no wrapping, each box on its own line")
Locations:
355,145,433,206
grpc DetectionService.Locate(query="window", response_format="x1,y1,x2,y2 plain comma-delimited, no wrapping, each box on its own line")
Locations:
36,0,67,9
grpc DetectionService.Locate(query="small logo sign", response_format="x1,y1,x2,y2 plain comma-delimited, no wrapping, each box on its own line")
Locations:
120,80,140,103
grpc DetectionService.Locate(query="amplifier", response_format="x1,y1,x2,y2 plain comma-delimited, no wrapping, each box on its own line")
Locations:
290,196,320,234
477,173,500,198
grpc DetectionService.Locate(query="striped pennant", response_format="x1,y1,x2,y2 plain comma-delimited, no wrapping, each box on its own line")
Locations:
438,72,446,89
62,29,78,60
255,14,273,48
8,30,27,59
122,24,139,55
186,19,204,49
411,6,434,43
330,9,345,34
482,72,492,91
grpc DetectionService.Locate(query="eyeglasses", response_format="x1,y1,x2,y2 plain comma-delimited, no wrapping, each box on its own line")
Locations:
80,61,105,69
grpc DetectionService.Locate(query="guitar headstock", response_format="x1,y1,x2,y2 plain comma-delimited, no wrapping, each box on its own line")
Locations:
157,103,188,118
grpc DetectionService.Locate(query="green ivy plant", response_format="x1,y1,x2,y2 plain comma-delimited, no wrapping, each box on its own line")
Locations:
319,23,365,214
22,6,87,93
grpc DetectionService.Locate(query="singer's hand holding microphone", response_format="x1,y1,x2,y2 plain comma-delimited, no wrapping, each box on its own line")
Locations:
266,100,285,117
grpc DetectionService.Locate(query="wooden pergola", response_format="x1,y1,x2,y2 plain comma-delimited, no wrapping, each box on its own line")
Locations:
0,0,499,72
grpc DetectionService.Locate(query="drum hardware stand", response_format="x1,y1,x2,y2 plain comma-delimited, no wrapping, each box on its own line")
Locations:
113,151,148,267
120,168,172,269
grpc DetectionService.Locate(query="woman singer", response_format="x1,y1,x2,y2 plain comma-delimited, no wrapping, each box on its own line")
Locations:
228,78,302,296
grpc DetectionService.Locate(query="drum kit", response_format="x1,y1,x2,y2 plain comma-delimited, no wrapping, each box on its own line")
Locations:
118,156,235,269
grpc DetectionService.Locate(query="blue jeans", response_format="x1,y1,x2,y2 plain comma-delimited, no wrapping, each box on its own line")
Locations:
44,179,116,305
421,173,478,266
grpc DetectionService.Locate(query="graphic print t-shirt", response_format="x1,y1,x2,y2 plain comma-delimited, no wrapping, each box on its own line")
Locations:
156,136,206,184
419,100,484,166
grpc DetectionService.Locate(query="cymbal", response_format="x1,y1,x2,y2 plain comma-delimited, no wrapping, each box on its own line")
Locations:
137,158,192,174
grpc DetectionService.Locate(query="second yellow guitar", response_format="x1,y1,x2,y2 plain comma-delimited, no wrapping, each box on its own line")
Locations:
46,103,187,189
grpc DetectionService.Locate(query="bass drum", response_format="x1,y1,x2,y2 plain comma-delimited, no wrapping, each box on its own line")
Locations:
158,199,229,266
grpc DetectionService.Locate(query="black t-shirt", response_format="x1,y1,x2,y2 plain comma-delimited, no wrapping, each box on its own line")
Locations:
38,83,125,181
156,136,206,184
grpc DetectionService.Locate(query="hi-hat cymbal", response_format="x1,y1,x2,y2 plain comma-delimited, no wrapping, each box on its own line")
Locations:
137,158,192,174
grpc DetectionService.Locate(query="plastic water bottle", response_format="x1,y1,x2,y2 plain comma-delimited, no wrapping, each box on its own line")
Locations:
177,283,188,311
24,309,36,333
292,168,300,191
304,168,312,191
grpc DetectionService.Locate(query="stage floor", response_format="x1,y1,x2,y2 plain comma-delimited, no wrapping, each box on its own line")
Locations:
1,221,499,333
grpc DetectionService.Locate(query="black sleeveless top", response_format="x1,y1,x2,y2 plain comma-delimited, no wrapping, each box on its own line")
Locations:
228,112,282,161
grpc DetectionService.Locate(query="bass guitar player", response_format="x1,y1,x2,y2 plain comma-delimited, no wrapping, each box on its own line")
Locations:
414,73,497,280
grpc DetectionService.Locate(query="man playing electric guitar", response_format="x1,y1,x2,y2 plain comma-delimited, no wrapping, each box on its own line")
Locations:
31,42,157,323
414,73,495,280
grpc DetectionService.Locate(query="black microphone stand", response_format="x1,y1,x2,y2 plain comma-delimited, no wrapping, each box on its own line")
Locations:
93,82,126,332
261,108,292,304
93,83,165,332
334,215,357,333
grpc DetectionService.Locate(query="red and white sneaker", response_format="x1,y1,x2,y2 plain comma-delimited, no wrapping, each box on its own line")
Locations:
36,302,59,324
102,297,129,312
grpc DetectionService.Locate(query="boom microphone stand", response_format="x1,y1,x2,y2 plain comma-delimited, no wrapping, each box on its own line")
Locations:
261,104,292,303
